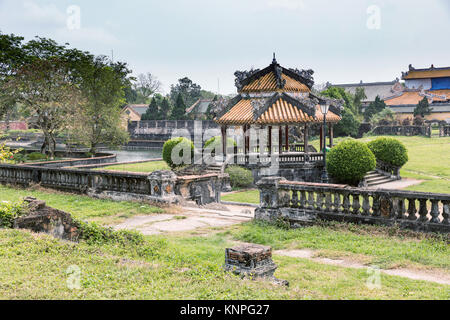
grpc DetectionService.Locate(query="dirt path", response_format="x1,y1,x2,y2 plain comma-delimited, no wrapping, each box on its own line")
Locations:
368,178,424,190
113,204,254,235
275,249,450,285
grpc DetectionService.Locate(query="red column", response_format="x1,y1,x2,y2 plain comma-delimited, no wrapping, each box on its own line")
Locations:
285,125,289,151
278,126,282,154
268,126,272,154
221,126,227,156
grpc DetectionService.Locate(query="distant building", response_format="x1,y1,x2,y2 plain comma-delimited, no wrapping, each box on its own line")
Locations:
384,65,450,121
121,104,149,127
186,99,214,120
329,79,404,106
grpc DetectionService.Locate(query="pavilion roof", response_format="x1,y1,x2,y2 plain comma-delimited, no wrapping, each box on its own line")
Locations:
234,55,315,93
215,92,341,125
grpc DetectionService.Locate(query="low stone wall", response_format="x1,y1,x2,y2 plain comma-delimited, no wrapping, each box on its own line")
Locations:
129,120,219,140
255,177,450,233
372,125,431,137
440,125,450,137
0,164,224,205
25,153,117,168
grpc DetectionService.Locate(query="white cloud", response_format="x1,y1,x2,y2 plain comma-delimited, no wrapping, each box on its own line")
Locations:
267,0,305,10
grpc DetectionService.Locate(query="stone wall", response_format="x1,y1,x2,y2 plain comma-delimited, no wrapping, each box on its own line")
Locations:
371,125,431,137
440,125,450,137
0,121,28,131
128,120,220,141
255,177,450,233
0,164,225,205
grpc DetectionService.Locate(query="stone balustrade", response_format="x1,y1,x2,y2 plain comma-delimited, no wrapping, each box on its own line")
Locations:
440,125,450,137
255,177,450,233
375,160,401,180
0,164,223,205
372,125,431,137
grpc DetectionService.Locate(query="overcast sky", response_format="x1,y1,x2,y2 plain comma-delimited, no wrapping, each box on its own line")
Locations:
0,0,449,94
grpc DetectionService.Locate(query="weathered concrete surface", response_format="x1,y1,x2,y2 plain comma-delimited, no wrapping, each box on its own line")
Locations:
112,204,254,235
275,249,450,285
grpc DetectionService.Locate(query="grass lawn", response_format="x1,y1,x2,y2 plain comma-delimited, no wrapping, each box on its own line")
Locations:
0,184,449,299
97,160,169,173
221,189,260,204
0,225,448,299
0,185,164,225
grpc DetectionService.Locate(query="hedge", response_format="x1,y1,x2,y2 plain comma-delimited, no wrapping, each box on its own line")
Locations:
225,165,254,189
204,136,237,152
367,137,408,167
327,139,376,185
162,137,194,169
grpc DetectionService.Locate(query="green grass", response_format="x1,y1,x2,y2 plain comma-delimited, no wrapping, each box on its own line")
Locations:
0,185,164,225
98,160,169,173
0,228,448,299
221,189,260,204
233,221,449,270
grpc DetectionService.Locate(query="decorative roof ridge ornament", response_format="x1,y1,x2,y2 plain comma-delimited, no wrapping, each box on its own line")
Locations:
274,64,286,89
234,68,261,91
272,52,277,65
287,68,315,89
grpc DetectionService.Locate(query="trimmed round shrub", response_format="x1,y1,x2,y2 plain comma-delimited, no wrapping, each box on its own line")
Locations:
162,137,194,169
225,165,254,189
327,139,376,185
367,137,408,167
204,136,237,151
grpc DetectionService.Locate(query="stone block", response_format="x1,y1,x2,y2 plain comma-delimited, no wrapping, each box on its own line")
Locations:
224,243,288,286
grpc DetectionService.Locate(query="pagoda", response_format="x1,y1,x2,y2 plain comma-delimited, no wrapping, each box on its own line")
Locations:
214,55,343,181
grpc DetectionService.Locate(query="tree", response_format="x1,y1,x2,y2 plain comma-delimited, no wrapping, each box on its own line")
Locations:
0,32,27,119
158,98,172,120
142,98,158,121
5,57,82,158
170,93,188,120
364,96,386,121
414,97,433,117
170,77,201,107
69,55,131,154
353,87,367,114
320,86,361,137
133,73,161,103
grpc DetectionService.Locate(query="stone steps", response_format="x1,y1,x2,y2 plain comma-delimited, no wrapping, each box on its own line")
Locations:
364,171,396,187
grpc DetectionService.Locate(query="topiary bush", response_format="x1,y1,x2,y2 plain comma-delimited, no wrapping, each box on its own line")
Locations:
162,137,194,169
225,165,254,189
367,137,408,167
203,136,237,152
327,139,376,185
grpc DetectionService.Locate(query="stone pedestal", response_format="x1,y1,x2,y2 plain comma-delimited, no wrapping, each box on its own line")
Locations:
224,243,288,285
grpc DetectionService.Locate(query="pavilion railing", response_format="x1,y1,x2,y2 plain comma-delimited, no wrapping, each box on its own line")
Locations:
233,152,324,166
256,177,450,233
